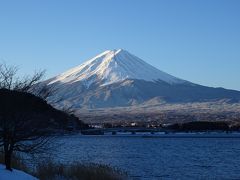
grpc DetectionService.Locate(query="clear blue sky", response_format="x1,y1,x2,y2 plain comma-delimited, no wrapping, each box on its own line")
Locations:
0,0,240,90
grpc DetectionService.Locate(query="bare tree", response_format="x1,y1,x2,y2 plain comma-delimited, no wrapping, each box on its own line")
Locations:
0,63,62,170
0,89,65,170
0,62,60,101
0,63,45,92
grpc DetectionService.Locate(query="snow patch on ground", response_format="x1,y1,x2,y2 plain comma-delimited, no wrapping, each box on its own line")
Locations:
0,164,38,180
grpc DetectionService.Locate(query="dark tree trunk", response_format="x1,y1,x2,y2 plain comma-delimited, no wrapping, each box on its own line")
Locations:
3,137,14,171
4,150,12,171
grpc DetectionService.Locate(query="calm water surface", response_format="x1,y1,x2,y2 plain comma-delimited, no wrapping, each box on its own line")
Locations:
51,134,240,179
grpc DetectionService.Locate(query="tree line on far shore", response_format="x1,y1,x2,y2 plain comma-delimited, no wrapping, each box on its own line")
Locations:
166,121,240,131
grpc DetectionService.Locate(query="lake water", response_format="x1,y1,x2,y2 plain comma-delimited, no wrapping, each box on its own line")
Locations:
51,134,240,179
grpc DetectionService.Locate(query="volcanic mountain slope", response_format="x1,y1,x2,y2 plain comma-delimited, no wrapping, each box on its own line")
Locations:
44,49,240,110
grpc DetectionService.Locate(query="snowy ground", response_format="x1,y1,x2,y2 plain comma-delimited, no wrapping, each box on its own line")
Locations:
0,164,38,180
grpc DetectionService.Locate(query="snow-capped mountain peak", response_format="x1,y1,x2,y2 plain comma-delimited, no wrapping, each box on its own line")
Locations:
48,49,185,87
44,49,240,110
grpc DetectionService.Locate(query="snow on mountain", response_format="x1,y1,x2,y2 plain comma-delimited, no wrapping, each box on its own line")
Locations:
44,49,240,110
48,49,186,87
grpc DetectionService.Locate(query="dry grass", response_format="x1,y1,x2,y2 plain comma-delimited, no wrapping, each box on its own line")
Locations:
34,160,127,180
0,152,127,180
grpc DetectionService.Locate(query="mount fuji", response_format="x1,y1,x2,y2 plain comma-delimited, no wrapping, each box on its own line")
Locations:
44,49,240,110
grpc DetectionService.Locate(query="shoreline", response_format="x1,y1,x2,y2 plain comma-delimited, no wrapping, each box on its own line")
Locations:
61,131,240,138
